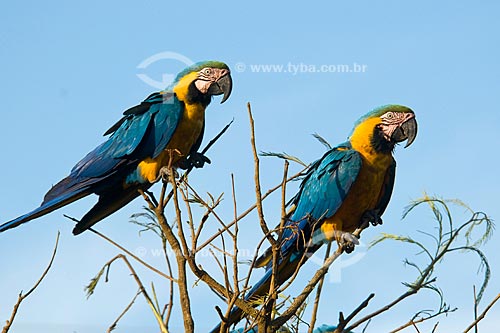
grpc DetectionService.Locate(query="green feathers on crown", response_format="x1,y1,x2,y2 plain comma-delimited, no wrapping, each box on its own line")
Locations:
351,104,413,133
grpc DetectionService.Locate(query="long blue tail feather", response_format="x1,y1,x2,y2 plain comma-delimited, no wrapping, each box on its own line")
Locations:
0,188,91,233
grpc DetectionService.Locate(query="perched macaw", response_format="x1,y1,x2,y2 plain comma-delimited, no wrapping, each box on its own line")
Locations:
0,61,232,235
211,105,417,332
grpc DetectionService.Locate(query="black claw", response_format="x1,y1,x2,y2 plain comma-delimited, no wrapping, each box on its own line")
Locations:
189,152,211,169
343,242,355,254
360,209,383,228
177,152,210,170
371,216,383,226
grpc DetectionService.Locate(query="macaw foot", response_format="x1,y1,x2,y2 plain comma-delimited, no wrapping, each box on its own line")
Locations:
152,166,179,184
179,152,211,169
339,231,360,254
360,209,383,228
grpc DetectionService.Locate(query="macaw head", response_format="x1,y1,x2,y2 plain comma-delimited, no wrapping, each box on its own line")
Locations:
171,61,232,106
350,105,417,153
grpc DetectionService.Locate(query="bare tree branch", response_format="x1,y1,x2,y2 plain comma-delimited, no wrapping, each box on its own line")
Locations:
86,253,168,333
2,232,60,333
162,171,195,333
195,169,304,253
107,289,141,333
146,178,260,327
247,102,276,248
473,285,478,333
308,243,332,333
463,293,500,333
161,119,234,209
411,321,422,333
83,219,175,282
270,247,344,329
231,174,240,296
333,293,375,333
390,306,454,333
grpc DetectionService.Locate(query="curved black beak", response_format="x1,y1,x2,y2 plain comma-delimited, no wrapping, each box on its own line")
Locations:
391,116,418,148
207,73,233,104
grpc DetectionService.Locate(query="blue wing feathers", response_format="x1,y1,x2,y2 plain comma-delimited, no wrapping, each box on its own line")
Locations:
278,146,362,257
55,92,182,193
109,112,154,158
152,99,183,157
246,145,363,305
0,91,184,233
66,93,181,180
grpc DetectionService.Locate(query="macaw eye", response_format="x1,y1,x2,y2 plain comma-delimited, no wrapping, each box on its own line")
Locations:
204,68,212,75
386,112,394,119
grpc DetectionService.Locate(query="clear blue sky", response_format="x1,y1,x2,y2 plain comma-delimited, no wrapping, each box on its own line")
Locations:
0,1,499,332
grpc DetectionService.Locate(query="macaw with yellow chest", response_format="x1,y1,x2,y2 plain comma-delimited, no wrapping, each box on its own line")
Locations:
211,105,417,332
0,61,232,235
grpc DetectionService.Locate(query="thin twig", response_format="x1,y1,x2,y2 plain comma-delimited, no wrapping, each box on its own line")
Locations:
277,223,324,294
231,174,240,296
473,285,478,333
264,160,290,330
270,247,344,329
195,169,304,253
360,198,492,333
219,176,244,329
2,232,60,333
247,102,276,247
163,234,175,329
107,289,141,333
77,220,175,282
280,161,289,233
348,221,454,331
151,282,162,323
308,243,332,333
95,254,167,333
167,171,195,333
183,181,232,239
161,119,234,209
150,173,259,323
182,183,197,252
346,284,423,331
333,294,375,333
390,307,453,333
463,293,500,333
243,230,275,295
221,232,233,295
411,321,421,333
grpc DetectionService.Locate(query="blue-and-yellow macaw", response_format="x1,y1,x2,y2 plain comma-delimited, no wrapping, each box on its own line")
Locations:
0,61,232,235
211,105,417,332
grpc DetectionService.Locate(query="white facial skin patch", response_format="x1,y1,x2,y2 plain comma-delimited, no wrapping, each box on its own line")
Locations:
194,67,230,93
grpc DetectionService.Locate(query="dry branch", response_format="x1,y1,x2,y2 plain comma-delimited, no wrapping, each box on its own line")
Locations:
86,254,168,333
107,289,141,332
463,293,500,333
2,232,59,333
247,102,276,247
